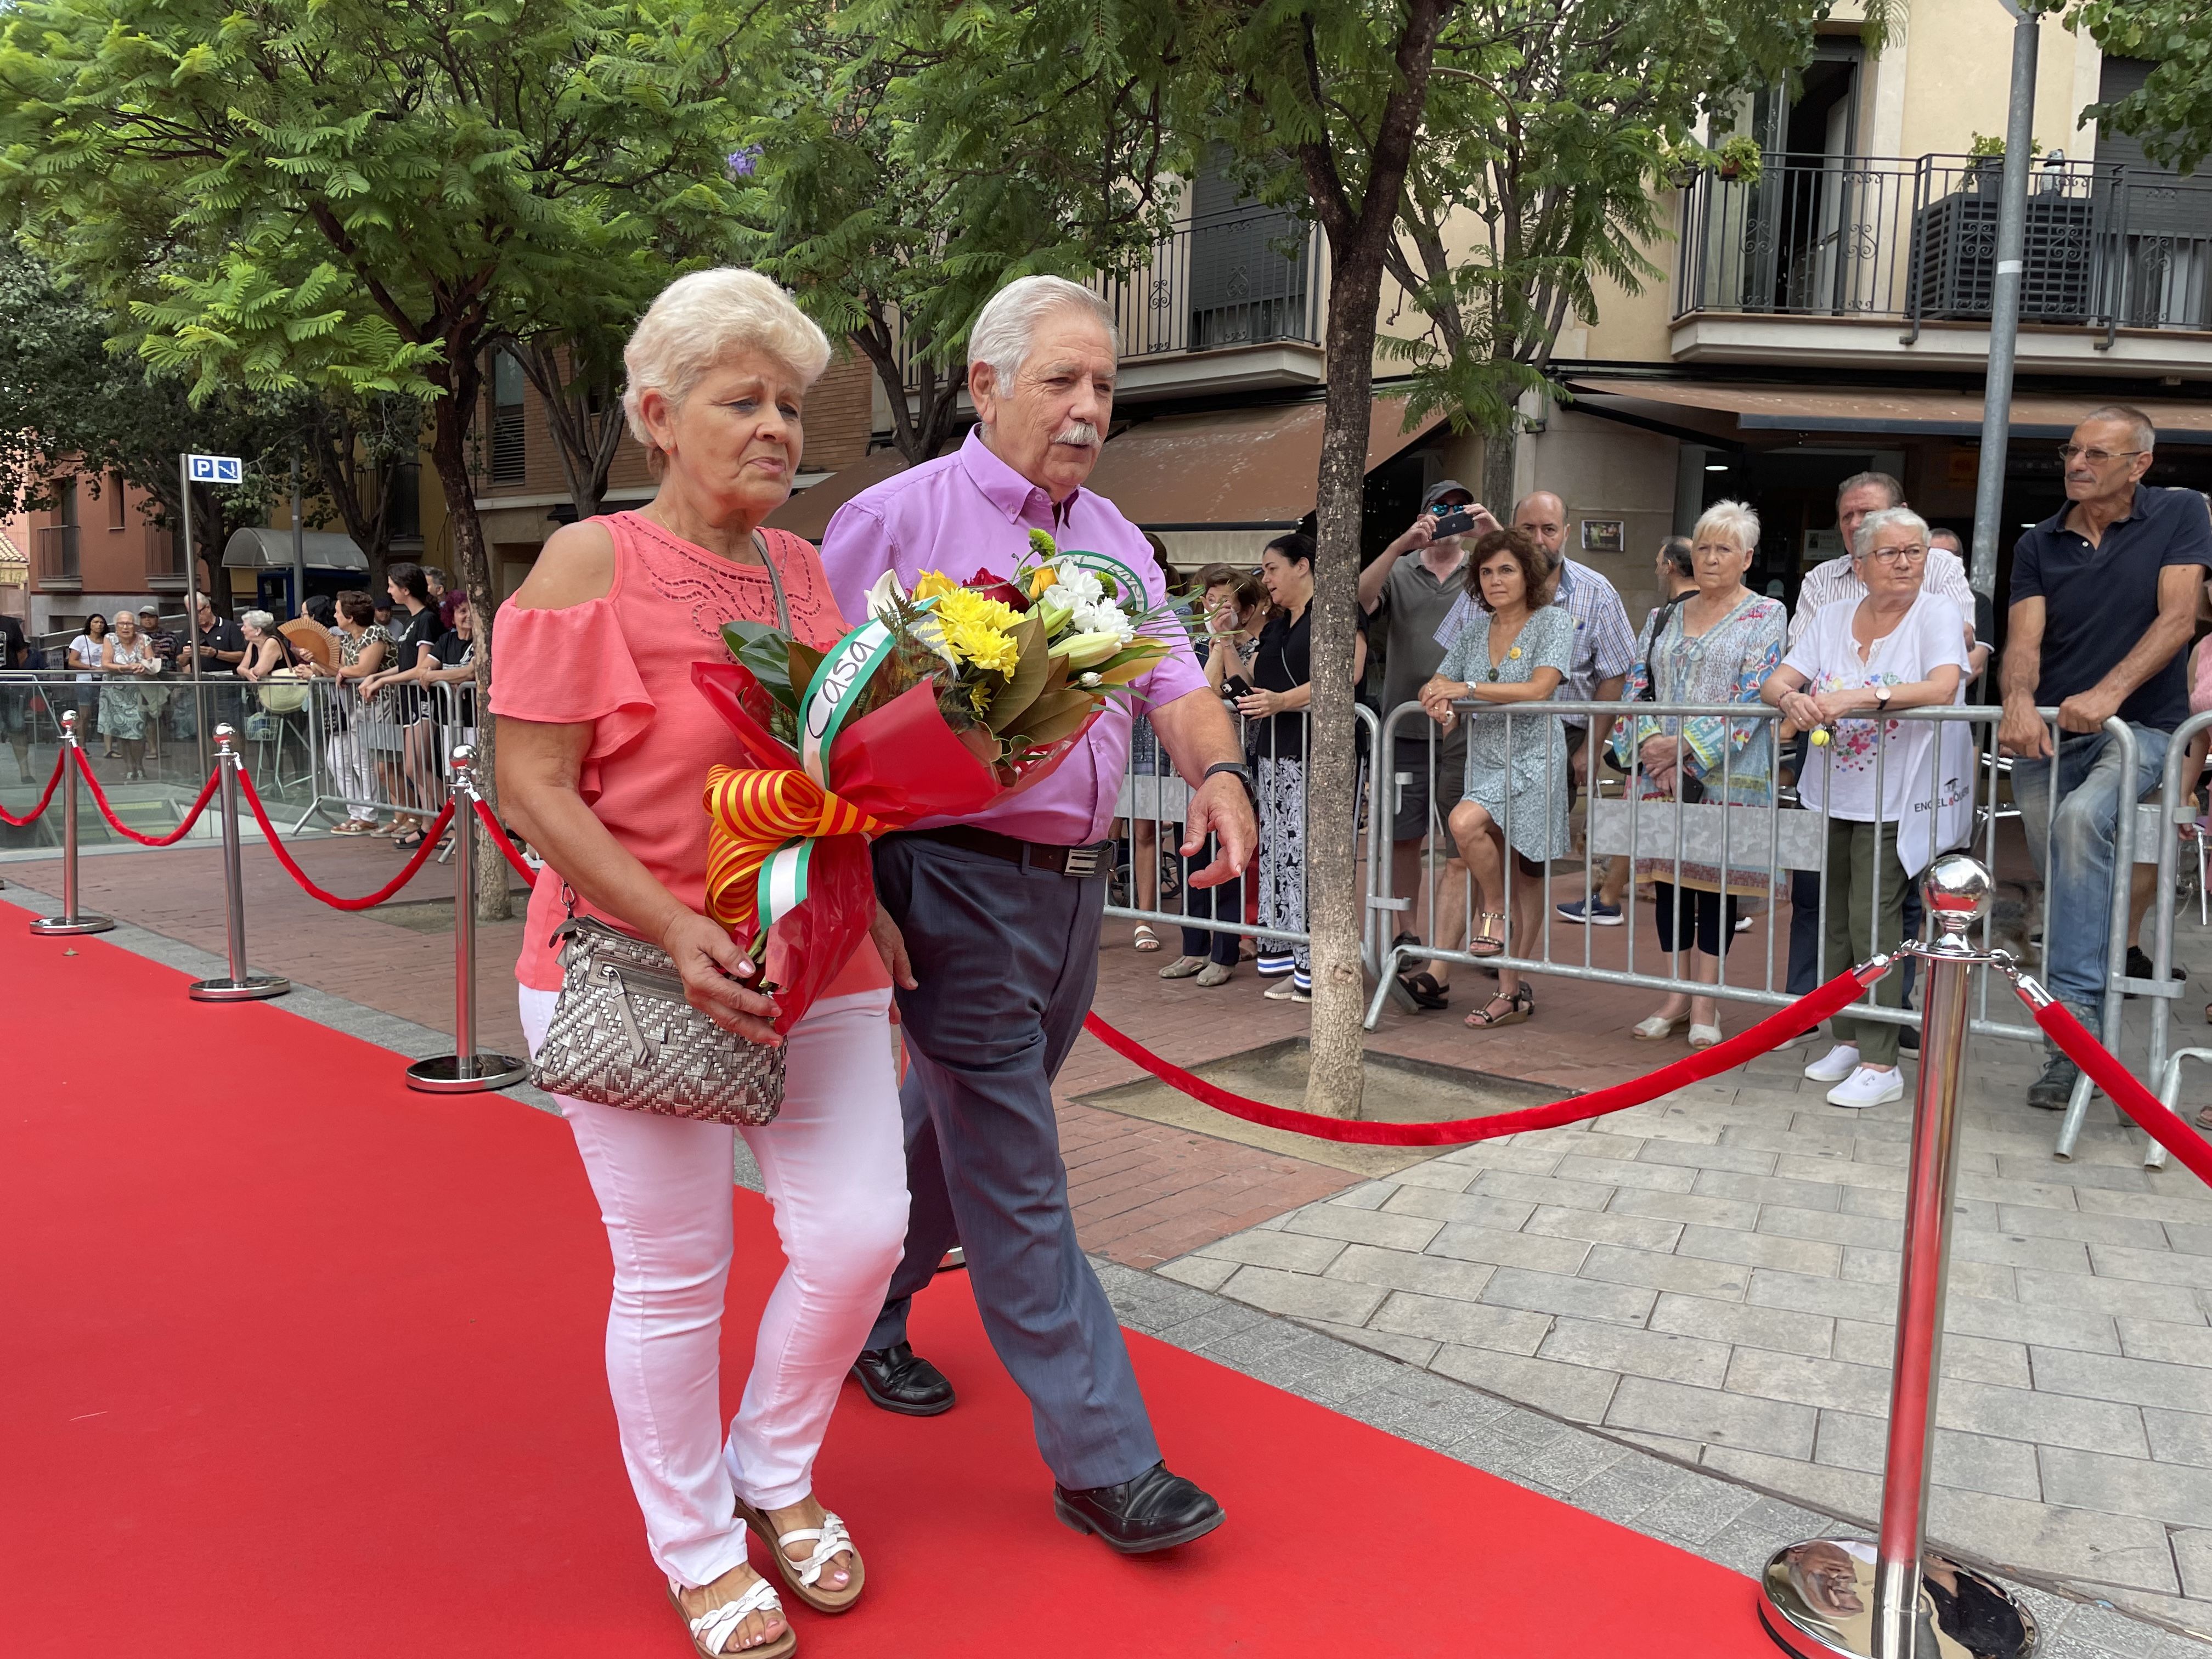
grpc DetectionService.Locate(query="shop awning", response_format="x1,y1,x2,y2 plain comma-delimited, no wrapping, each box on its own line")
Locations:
220,527,369,572
1566,379,2212,444
1084,396,1449,528
763,447,912,541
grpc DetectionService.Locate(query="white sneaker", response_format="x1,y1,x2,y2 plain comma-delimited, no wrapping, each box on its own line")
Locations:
1803,1043,1861,1083
1827,1065,1905,1109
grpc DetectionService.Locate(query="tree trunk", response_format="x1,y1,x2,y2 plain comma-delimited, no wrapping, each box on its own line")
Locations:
1481,411,1518,525
1301,256,1388,1121
426,394,511,924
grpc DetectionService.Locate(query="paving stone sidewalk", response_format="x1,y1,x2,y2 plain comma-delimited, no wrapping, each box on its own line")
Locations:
1164,1019,2212,1638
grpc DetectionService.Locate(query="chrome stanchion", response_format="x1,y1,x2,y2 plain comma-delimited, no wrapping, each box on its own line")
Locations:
406,746,527,1093
1759,854,2035,1659
29,710,115,937
189,725,290,1001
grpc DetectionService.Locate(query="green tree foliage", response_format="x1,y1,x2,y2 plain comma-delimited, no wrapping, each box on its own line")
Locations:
2072,0,2212,174
0,247,297,607
1385,0,1820,508
0,0,770,910
735,0,1199,464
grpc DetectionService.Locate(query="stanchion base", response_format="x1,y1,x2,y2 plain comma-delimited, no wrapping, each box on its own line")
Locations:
1758,1539,2036,1658
189,974,291,1002
30,915,116,936
405,1053,531,1094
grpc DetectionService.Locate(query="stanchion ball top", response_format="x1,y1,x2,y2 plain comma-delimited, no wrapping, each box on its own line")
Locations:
1921,853,1992,932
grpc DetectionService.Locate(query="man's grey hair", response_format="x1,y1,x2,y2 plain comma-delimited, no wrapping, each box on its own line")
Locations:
1852,505,1931,560
1836,471,1904,509
2080,404,2155,453
967,275,1120,386
1928,527,1964,554
1514,490,1568,520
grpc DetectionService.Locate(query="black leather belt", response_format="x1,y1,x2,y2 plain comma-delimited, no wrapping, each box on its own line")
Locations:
902,825,1115,878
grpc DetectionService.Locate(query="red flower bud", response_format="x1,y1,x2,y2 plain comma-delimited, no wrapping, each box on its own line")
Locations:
961,569,1030,611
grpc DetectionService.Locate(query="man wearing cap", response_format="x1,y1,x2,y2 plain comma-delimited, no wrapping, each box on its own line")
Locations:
1361,480,1498,995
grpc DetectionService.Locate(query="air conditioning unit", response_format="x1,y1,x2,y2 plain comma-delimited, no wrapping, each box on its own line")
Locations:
1908,182,2096,323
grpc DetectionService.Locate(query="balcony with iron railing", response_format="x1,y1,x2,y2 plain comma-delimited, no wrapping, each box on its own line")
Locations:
1673,152,2212,369
1098,207,1326,397
33,524,79,590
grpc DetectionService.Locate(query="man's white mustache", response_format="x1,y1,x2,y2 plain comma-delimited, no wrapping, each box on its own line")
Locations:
1051,422,1101,447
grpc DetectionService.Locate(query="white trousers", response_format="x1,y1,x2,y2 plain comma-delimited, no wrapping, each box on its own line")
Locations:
520,985,909,1588
328,724,380,822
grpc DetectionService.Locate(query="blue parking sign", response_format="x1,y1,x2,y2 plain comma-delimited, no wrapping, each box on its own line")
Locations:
187,454,243,485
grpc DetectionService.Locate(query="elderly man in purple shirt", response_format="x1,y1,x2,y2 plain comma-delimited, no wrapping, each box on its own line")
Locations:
820,275,1254,1554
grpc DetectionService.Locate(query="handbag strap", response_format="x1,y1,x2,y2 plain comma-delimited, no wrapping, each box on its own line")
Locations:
753,529,794,634
1635,590,1696,703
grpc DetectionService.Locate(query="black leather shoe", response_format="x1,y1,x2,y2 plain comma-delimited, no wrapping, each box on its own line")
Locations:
1053,1463,1224,1554
850,1342,955,1417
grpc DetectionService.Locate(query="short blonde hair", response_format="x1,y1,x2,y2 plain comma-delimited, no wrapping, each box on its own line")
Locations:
621,268,832,445
1692,499,1760,555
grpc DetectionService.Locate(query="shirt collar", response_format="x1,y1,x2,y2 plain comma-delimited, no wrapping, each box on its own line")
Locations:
958,426,1082,527
1555,561,1578,602
2041,485,2151,538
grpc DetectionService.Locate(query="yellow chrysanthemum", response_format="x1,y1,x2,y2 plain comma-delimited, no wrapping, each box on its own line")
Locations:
932,586,1023,674
912,571,960,603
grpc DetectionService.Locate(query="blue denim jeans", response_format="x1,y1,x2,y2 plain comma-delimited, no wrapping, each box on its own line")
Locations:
2010,723,2170,1025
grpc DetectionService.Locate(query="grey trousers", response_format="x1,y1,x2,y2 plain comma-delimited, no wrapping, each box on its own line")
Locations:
865,835,1161,1491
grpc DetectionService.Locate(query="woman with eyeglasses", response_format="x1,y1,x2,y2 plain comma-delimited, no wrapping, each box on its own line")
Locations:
1762,506,1969,1108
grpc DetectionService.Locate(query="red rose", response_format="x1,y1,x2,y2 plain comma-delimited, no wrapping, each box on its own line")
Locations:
962,569,1031,611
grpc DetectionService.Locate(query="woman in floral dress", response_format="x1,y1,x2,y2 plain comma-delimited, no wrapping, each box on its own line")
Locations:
1608,501,1785,1048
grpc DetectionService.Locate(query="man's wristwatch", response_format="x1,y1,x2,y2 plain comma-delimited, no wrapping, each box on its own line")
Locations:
1204,761,1255,800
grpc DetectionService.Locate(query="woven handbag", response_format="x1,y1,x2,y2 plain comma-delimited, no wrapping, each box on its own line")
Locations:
530,915,785,1124
527,531,797,1126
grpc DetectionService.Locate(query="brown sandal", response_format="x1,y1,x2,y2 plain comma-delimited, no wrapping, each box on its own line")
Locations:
1465,986,1533,1028
731,1494,865,1615
665,1572,795,1657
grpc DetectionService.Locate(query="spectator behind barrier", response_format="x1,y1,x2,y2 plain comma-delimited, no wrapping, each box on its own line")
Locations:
364,562,443,850
1419,527,1571,1031
1234,531,1367,1002
1159,562,1268,986
1762,507,1970,1109
295,589,391,834
98,607,164,782
3,629,36,782
1566,535,1697,928
65,611,109,757
2001,407,2212,1110
1609,500,1785,1051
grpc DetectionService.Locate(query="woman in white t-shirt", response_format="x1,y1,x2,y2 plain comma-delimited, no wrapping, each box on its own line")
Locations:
1763,506,1969,1108
66,612,110,755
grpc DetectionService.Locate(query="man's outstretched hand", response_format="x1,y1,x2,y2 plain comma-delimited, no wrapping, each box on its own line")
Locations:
1181,774,1256,889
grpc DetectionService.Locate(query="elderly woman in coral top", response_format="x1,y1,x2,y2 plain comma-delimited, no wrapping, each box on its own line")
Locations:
494,269,911,1659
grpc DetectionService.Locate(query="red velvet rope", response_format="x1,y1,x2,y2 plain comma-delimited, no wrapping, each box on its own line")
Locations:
1082,965,1882,1147
237,769,455,912
2027,999,2212,1188
77,763,222,848
0,752,64,827
472,798,539,884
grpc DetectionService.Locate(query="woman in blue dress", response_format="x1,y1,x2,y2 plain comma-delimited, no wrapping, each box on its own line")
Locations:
1419,529,1573,1030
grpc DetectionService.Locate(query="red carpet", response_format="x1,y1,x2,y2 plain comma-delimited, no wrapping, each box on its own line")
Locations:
0,904,1773,1656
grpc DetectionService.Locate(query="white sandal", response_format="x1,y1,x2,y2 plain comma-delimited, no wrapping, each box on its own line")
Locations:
732,1496,864,1615
665,1572,794,1657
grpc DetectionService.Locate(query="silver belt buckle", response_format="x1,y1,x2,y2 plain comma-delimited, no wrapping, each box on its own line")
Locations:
1060,843,1105,879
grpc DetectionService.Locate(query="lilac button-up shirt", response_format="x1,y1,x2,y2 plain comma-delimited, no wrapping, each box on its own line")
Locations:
819,428,1209,845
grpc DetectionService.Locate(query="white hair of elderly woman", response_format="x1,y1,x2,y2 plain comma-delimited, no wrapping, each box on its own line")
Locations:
620,268,832,445
967,274,1120,387
1691,498,1761,553
240,609,276,634
111,608,140,628
1851,505,1931,560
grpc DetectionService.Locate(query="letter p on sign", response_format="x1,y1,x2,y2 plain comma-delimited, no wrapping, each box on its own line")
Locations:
187,454,243,485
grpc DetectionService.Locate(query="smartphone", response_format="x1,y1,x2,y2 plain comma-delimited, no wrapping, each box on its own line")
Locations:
1224,675,1254,699
1429,507,1479,539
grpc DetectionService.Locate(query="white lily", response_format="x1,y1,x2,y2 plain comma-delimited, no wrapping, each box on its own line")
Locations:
864,568,907,622
1048,629,1128,669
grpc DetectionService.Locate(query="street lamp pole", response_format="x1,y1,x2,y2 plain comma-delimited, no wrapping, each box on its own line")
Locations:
1967,0,2044,601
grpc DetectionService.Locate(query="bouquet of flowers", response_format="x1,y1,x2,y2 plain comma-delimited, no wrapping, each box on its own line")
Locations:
693,531,1183,1030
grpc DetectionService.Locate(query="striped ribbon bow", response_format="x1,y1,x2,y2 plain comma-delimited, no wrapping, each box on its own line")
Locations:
703,764,891,943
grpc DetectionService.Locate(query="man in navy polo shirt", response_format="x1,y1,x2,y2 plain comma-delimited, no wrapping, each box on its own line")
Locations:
2000,405,2211,1109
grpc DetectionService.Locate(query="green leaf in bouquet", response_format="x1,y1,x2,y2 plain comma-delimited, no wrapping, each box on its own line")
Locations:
985,616,1053,734
722,620,800,711
785,639,825,706
1007,686,1096,751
